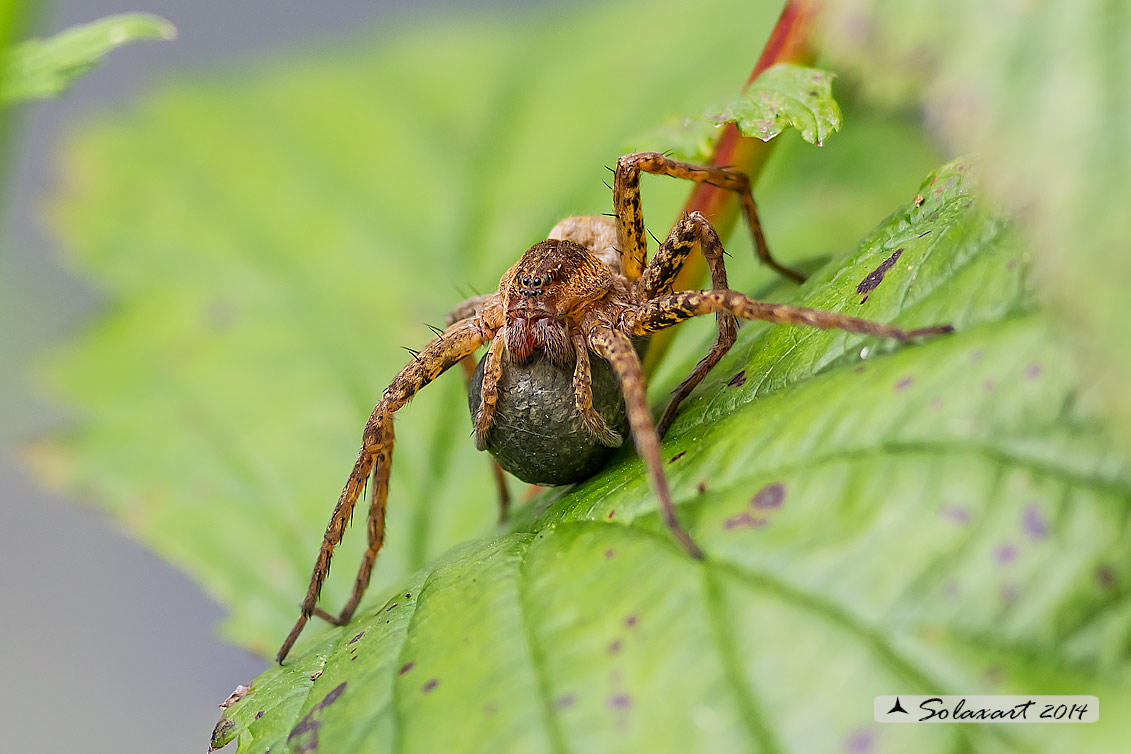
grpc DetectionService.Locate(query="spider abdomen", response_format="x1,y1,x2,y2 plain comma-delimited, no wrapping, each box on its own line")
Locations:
468,351,628,486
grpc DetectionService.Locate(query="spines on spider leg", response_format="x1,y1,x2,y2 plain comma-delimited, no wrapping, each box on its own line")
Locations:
276,317,489,664
618,152,806,286
590,328,703,560
613,156,647,281
473,337,506,450
652,217,738,437
333,423,393,626
629,289,953,343
277,439,379,663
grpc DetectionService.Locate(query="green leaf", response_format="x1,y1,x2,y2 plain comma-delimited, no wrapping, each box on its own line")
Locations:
211,160,1131,752
713,63,842,146
819,0,1131,451
630,64,843,161
0,13,176,104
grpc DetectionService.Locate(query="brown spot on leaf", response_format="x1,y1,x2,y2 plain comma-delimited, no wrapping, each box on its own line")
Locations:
845,728,876,753
422,678,439,693
1096,565,1117,589
894,376,914,392
939,503,971,524
399,661,415,675
696,481,707,495
1022,504,1048,540
555,694,577,710
210,717,237,752
1025,363,1043,379
255,710,265,720
309,670,323,681
668,451,685,464
727,370,747,387
725,512,768,530
856,248,903,299
287,716,319,752
286,683,347,754
751,482,786,509
608,640,622,654
625,615,637,628
348,632,364,645
607,510,615,520
609,694,632,709
996,543,1017,564
320,684,346,707
604,548,615,559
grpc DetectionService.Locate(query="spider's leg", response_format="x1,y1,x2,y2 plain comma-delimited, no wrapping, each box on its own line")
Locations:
628,289,954,341
638,213,738,437
615,152,805,284
589,328,703,559
459,355,512,522
331,419,394,627
473,335,506,451
571,331,623,447
277,316,490,664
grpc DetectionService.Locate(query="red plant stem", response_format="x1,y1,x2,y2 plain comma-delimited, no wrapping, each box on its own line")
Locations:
645,0,820,372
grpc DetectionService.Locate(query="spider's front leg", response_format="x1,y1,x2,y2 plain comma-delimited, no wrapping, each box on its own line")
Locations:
571,331,623,448
588,328,703,560
627,289,953,343
614,151,804,284
276,316,493,664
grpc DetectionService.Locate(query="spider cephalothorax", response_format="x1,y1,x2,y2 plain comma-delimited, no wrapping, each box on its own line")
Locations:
275,152,952,663
499,238,614,366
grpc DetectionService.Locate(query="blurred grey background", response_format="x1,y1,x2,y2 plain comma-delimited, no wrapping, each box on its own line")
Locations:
0,1,543,751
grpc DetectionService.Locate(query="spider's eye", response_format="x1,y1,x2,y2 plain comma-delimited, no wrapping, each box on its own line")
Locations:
520,275,529,286
532,276,542,287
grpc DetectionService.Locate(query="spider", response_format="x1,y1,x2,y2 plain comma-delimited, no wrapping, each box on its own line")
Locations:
275,152,952,663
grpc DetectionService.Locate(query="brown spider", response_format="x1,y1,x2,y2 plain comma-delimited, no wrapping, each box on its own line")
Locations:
275,152,951,663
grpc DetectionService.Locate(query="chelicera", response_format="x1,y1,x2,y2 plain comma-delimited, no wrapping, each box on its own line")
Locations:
276,152,951,662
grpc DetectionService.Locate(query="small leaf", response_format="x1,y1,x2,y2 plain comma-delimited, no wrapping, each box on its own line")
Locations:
630,64,843,160
0,13,176,104
712,63,842,145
